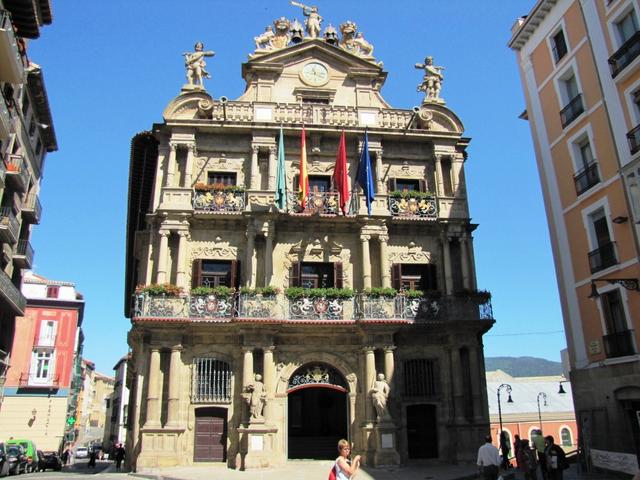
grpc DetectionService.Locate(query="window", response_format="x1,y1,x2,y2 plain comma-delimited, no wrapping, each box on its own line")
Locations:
626,171,640,218
207,171,236,186
193,260,235,288
46,286,59,298
587,208,617,272
290,262,342,288
560,427,573,446
21,94,29,117
552,29,568,63
391,264,438,291
601,289,635,357
38,320,57,346
388,178,427,193
403,358,438,396
32,350,53,380
563,74,579,102
192,358,232,403
28,119,36,137
573,137,600,195
616,10,639,45
308,175,331,192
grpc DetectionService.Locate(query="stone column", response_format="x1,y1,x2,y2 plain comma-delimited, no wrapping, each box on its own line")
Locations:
144,347,161,428
434,154,444,196
264,225,273,286
361,234,372,289
441,232,453,294
156,229,170,284
460,235,470,290
450,347,465,423
383,346,395,387
468,346,484,421
364,347,376,423
451,154,463,195
245,224,256,288
375,150,384,193
467,236,478,290
165,142,177,187
175,231,189,288
184,144,195,188
268,146,277,190
166,345,183,427
250,146,260,190
379,234,391,288
242,347,254,388
263,346,275,423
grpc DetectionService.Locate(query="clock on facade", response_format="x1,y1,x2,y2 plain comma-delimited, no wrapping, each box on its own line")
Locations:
301,62,329,86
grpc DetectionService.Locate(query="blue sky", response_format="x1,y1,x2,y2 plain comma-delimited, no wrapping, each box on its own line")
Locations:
26,1,564,374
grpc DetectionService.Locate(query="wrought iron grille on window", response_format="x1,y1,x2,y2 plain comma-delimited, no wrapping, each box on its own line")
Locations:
192,358,231,403
403,359,438,397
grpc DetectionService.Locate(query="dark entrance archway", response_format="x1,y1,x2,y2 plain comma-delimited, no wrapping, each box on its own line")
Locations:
406,404,438,459
287,364,348,459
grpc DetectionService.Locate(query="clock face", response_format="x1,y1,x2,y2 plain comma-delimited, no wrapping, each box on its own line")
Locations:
301,62,329,86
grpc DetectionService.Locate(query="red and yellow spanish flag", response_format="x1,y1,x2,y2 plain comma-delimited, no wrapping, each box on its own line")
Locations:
298,127,309,209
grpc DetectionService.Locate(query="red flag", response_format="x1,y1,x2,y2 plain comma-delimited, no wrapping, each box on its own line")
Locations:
298,127,309,209
332,131,349,215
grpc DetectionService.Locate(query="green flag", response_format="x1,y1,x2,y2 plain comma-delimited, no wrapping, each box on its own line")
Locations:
275,127,287,210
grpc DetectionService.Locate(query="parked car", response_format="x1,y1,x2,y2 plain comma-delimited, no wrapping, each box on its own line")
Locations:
75,446,88,459
0,443,10,477
37,450,62,471
6,439,37,473
6,445,27,475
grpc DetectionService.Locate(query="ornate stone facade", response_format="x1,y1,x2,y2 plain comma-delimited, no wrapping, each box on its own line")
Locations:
124,8,493,472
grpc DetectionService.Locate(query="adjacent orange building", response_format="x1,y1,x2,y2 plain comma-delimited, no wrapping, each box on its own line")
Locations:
510,0,640,475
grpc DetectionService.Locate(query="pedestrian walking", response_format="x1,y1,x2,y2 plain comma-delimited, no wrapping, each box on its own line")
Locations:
333,439,360,479
88,449,97,468
500,431,510,469
521,439,538,480
115,443,125,471
514,434,522,469
544,435,568,480
477,435,501,480
533,429,547,479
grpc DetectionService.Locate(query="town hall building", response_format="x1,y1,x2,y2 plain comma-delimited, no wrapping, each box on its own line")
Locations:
124,7,494,470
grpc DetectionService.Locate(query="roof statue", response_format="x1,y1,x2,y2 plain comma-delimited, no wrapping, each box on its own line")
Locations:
250,7,378,63
183,42,215,90
415,56,445,104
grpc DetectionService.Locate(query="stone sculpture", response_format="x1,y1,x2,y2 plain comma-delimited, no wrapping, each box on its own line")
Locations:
290,1,322,39
243,373,267,420
353,32,374,58
415,56,445,103
370,373,391,422
183,42,215,88
254,25,275,50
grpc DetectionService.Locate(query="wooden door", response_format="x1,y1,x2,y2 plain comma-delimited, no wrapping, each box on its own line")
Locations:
194,408,226,462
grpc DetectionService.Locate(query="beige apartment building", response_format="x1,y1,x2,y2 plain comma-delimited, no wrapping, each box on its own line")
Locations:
124,10,495,471
509,0,640,475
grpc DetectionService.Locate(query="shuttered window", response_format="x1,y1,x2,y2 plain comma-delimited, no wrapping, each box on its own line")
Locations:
403,358,439,397
192,260,241,288
391,264,438,291
290,262,343,288
192,358,232,403
388,178,427,192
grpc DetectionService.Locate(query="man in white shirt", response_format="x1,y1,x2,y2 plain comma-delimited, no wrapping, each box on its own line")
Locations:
477,435,501,480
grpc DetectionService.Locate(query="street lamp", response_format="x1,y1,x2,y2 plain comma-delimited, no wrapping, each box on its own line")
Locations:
536,392,547,434
496,383,513,437
558,380,569,395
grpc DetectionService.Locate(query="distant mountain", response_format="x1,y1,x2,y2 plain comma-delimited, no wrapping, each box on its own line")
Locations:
485,356,562,377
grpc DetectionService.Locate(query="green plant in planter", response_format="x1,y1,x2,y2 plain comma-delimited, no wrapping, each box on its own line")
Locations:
455,289,492,302
284,287,354,299
401,289,424,298
194,182,245,193
240,286,280,297
363,287,398,298
191,285,235,297
135,283,183,296
389,190,433,200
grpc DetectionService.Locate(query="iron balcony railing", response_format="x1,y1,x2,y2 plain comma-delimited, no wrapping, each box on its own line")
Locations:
627,124,640,155
193,189,245,213
0,9,26,83
287,191,341,215
573,161,600,196
133,292,494,322
588,241,618,273
0,268,25,314
13,239,34,268
609,30,640,78
0,206,19,243
560,94,585,128
4,154,29,192
18,372,60,389
603,329,636,358
22,192,42,224
388,195,437,219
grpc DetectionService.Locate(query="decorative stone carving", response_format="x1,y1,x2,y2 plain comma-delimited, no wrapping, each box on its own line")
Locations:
271,17,292,49
243,374,266,421
189,244,237,261
290,2,322,39
370,373,391,422
389,249,432,264
353,32,374,58
197,99,213,119
254,26,275,51
338,21,358,53
415,56,445,104
183,42,215,89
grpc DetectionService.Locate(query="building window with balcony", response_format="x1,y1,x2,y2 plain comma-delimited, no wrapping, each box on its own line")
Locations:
572,137,600,195
31,349,54,383
559,71,584,128
388,178,427,193
192,259,239,288
587,208,617,273
609,9,640,77
290,262,343,288
403,358,439,396
600,289,635,358
626,170,640,220
551,29,568,63
627,89,640,154
391,263,438,292
38,320,57,346
46,285,59,298
192,357,232,403
207,171,237,186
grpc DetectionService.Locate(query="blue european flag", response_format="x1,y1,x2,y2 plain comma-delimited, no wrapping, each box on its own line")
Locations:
355,130,375,216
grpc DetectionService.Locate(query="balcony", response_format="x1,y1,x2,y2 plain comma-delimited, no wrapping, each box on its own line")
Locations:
603,329,636,358
4,154,29,192
287,191,340,215
588,241,618,273
609,31,640,78
389,194,437,219
13,239,33,269
34,330,56,348
0,206,19,243
21,192,41,224
159,187,192,211
0,92,10,140
0,10,25,83
0,268,24,314
627,124,640,155
193,188,245,213
560,94,585,128
0,158,5,188
573,161,600,196
132,291,493,323
18,373,60,390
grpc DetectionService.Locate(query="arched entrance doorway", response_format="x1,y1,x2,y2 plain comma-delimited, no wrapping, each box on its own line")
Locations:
287,363,348,459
